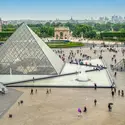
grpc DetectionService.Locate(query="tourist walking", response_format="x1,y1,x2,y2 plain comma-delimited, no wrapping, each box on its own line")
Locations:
35,89,37,94
30,89,33,95
122,51,124,56
118,90,120,96
78,108,82,117
94,99,97,106
114,87,116,93
46,89,49,94
111,57,114,61
121,67,123,71
114,72,117,77
114,59,117,64
108,103,113,112
33,77,35,83
94,83,97,90
83,106,87,112
121,90,124,97
94,50,96,54
111,91,114,97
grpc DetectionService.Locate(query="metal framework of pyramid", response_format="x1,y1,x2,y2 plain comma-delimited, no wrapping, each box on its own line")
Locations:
0,23,64,75
113,58,125,71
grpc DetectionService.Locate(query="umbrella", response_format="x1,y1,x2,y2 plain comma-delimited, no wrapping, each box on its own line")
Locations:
109,103,113,105
78,108,81,113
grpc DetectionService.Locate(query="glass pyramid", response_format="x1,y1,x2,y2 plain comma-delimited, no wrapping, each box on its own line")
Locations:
113,58,125,71
0,23,64,75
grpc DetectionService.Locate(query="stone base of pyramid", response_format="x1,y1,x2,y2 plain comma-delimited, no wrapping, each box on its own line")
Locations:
2,59,113,88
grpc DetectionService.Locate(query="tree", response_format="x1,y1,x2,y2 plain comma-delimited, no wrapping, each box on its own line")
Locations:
120,28,125,32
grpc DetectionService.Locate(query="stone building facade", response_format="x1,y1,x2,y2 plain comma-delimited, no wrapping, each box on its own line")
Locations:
54,27,71,40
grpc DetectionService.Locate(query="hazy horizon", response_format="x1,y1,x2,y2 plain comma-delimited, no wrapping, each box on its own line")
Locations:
0,0,125,20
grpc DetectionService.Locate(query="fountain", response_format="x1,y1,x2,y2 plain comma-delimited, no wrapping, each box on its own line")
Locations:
76,71,89,82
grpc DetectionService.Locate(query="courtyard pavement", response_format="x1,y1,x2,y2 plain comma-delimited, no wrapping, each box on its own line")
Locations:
0,88,23,118
0,88,125,125
0,46,125,125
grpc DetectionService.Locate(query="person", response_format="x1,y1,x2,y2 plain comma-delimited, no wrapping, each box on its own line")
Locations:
30,89,33,95
33,77,35,83
46,89,49,94
94,50,96,54
114,87,116,93
114,72,117,77
121,67,123,71
94,99,97,106
122,50,124,56
118,90,120,96
100,50,102,55
94,83,97,90
114,59,117,64
78,108,82,117
111,91,114,97
113,55,116,58
112,57,114,61
35,89,37,94
20,100,24,104
9,114,13,118
108,103,112,112
121,90,124,97
83,106,87,112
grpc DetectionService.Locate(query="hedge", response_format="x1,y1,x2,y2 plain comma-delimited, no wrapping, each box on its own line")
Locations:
100,32,125,38
47,42,84,48
0,31,14,41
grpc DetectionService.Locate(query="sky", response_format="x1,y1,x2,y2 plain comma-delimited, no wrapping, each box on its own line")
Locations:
0,0,125,20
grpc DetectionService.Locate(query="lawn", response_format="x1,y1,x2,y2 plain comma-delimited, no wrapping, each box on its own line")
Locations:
46,42,84,48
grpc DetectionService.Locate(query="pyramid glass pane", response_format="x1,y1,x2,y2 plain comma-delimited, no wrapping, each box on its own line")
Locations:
114,59,125,71
0,24,64,75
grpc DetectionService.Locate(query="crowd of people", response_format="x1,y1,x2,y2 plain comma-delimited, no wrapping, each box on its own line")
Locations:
53,48,92,64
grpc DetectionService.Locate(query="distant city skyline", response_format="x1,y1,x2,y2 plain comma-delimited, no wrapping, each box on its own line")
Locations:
0,0,125,20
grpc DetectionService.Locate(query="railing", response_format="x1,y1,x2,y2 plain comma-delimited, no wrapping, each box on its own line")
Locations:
102,58,114,87
5,71,79,86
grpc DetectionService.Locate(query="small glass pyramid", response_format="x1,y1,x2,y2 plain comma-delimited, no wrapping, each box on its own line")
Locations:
113,58,125,71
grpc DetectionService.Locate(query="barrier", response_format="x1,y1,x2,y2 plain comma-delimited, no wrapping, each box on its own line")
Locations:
102,59,115,87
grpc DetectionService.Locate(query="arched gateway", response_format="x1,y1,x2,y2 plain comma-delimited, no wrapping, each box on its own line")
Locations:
54,27,71,40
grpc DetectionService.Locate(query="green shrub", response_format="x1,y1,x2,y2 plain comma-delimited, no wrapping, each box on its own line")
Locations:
47,42,84,48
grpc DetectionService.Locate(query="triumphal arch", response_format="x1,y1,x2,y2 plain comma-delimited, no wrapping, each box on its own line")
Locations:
54,27,71,40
